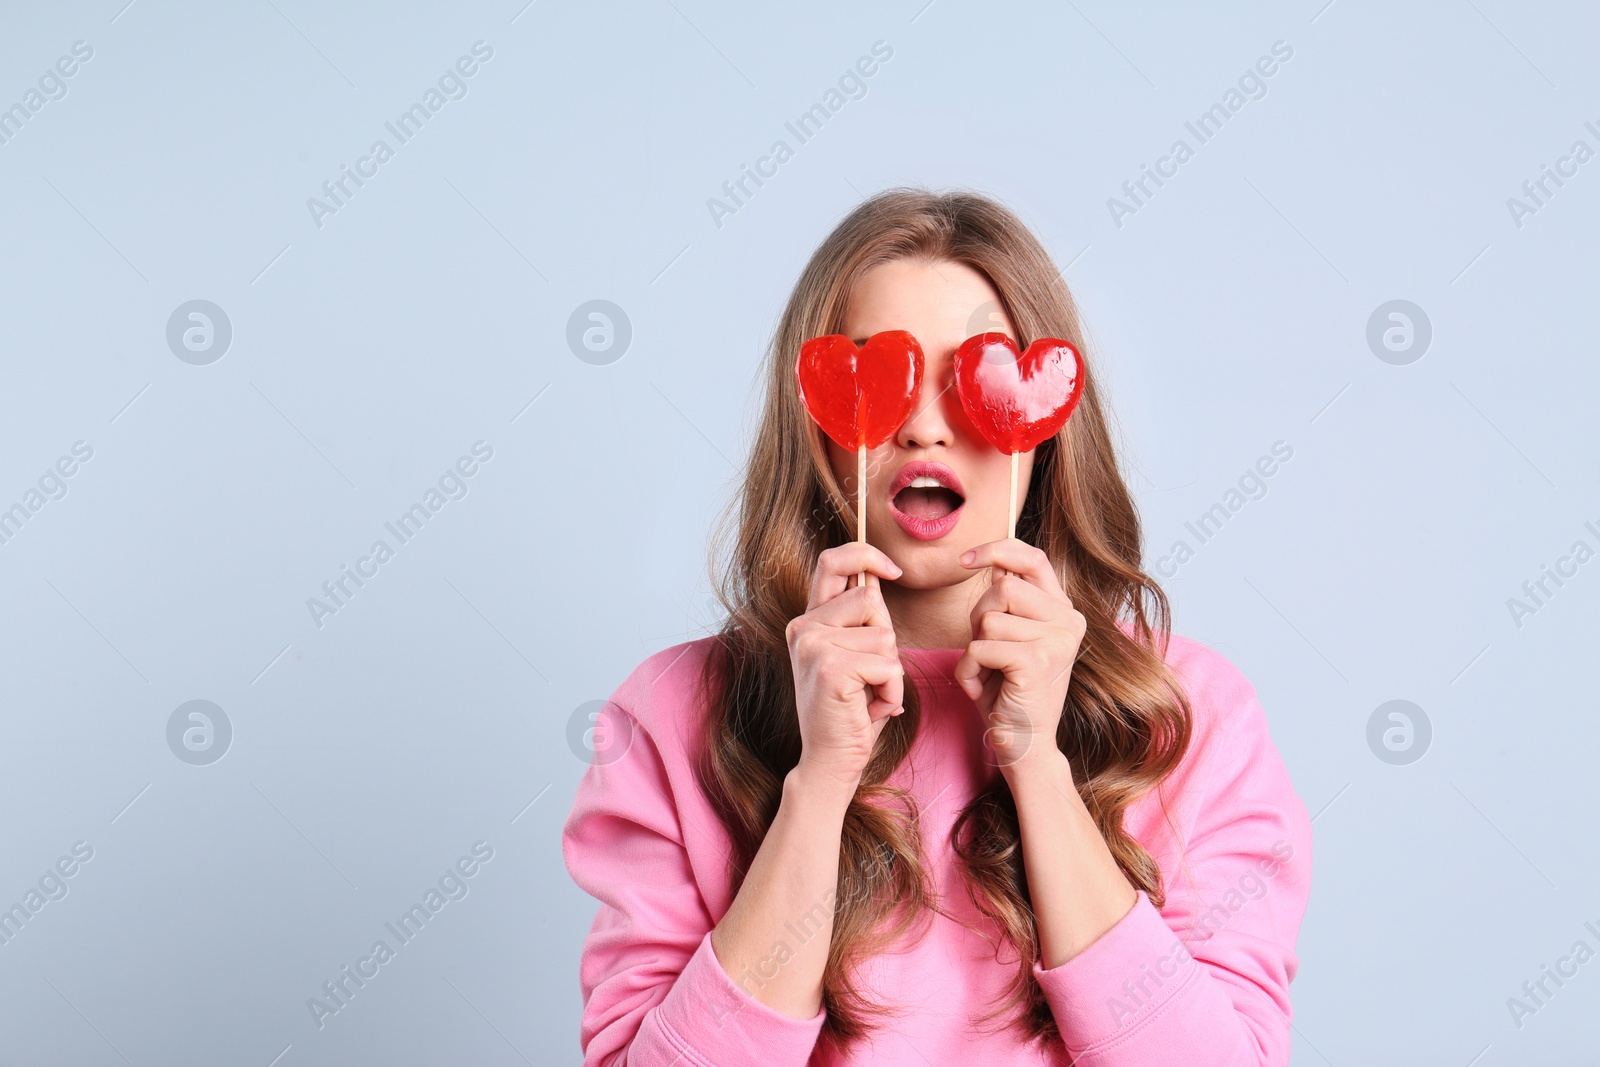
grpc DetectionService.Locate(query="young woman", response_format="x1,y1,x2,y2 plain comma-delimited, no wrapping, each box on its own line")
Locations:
562,189,1312,1066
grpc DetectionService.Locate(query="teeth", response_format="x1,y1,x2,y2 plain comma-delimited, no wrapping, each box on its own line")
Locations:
907,476,944,489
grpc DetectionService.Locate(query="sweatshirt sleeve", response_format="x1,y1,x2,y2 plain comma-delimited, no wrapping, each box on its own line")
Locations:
561,700,827,1067
1030,668,1313,1067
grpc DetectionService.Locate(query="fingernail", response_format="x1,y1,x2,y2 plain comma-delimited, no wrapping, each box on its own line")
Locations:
959,550,975,565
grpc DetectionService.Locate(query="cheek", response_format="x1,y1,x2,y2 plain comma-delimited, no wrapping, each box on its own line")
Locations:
966,449,1033,523
955,454,996,507
824,440,854,486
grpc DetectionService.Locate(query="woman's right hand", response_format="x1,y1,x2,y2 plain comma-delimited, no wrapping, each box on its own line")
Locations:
785,542,906,790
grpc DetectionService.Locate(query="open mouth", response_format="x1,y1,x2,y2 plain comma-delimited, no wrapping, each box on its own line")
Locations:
887,463,967,540
892,480,965,522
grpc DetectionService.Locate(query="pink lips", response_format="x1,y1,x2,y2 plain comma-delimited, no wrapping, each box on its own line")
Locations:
887,460,965,541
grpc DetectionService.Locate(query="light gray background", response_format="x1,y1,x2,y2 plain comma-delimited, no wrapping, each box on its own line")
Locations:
1,1,1596,1064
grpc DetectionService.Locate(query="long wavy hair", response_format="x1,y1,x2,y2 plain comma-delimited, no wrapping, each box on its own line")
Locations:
696,188,1193,1053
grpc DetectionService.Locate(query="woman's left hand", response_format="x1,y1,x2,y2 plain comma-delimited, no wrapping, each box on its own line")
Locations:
953,539,1087,773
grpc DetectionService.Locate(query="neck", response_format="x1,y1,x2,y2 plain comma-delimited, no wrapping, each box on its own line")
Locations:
882,568,992,649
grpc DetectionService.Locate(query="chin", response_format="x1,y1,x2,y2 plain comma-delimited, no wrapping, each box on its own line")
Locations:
890,552,970,589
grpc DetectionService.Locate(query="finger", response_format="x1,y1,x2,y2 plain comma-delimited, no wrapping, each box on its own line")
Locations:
810,543,903,610
846,651,904,717
958,539,1064,597
867,689,905,745
952,643,992,703
807,581,893,629
808,623,897,657
865,678,905,721
976,571,1063,625
954,638,1031,696
953,659,995,705
971,609,1049,644
976,671,1004,721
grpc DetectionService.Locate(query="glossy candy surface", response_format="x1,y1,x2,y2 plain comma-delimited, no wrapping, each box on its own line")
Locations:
795,330,925,451
953,332,1084,454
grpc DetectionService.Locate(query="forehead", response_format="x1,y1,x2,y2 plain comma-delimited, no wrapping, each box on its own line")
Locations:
841,258,1014,346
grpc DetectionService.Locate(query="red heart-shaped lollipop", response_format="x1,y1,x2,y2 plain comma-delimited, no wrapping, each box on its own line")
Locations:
795,330,925,450
953,333,1084,454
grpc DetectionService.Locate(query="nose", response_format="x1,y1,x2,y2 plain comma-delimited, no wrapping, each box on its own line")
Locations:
895,360,957,450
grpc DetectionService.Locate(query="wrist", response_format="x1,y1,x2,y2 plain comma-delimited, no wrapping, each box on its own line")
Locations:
785,759,861,815
1004,749,1102,838
1000,745,1072,793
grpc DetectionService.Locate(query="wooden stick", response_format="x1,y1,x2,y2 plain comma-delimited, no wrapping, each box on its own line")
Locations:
995,450,1019,582
1007,450,1019,540
856,444,867,588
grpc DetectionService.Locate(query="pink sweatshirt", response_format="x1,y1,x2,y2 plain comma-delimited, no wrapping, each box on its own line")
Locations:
562,630,1313,1065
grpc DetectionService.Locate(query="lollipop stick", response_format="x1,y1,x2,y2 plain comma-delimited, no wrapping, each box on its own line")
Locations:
1007,450,1018,540
856,444,868,588
995,450,1019,580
